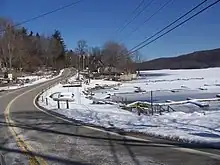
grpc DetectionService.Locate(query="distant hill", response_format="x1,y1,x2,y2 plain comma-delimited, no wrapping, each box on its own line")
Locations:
137,48,220,70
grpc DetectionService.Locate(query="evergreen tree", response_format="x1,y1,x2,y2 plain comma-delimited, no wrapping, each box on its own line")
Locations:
21,27,27,35
50,30,66,68
36,32,40,38
29,31,33,36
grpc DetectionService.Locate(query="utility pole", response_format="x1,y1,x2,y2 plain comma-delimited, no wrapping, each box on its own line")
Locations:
77,54,80,80
150,91,153,115
82,54,85,71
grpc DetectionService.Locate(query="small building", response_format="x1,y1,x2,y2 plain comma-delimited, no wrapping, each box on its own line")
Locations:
102,67,122,76
120,73,137,81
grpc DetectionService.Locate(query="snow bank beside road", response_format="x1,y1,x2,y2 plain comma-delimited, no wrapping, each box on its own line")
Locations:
0,69,64,91
39,87,220,146
39,69,220,147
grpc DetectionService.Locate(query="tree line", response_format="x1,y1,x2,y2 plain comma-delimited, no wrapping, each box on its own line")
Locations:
0,17,136,73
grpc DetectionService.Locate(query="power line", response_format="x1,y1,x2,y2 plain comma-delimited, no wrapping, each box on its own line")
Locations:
114,0,145,34
131,0,146,16
1,0,84,32
117,0,155,35
128,0,220,55
108,0,145,40
128,0,208,53
119,0,173,43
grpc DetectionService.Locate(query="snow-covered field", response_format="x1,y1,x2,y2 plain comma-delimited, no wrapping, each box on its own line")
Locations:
38,68,220,147
0,69,64,91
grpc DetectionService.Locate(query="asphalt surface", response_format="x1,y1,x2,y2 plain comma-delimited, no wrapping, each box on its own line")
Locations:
0,70,220,165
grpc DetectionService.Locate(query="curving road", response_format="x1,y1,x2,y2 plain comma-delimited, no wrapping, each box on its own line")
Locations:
0,69,220,165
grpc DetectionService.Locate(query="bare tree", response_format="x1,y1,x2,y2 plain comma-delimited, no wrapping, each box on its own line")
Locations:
102,41,134,73
0,18,16,70
88,47,103,71
0,16,135,74
75,40,88,70
102,41,121,69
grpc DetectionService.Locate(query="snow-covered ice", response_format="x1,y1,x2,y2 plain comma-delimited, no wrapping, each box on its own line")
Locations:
39,68,220,147
117,67,220,93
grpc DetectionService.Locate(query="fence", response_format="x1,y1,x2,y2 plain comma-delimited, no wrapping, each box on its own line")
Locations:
130,103,176,116
152,104,176,115
41,97,71,110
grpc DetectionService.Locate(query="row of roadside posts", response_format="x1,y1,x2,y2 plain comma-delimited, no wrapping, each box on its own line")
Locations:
39,70,79,109
40,79,71,109
41,95,70,109
40,77,154,112
40,72,83,110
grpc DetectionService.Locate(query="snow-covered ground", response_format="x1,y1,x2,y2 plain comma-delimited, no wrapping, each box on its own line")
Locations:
118,67,220,93
0,69,64,91
38,68,220,147
87,67,220,103
72,67,220,95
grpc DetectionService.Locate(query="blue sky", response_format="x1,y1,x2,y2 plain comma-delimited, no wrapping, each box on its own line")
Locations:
1,0,220,60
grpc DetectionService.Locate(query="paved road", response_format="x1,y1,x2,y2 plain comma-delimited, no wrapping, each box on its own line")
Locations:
0,70,220,165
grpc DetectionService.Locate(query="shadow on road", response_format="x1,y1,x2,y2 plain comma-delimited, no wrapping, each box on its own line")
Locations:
0,146,92,165
0,111,220,165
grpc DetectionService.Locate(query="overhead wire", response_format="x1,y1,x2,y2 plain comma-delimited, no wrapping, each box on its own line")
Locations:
119,0,173,43
116,0,155,35
127,0,208,53
131,0,146,16
108,0,145,39
114,0,145,34
0,0,84,32
128,0,220,55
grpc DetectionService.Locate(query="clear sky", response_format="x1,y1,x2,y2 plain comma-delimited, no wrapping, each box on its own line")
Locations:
1,0,220,60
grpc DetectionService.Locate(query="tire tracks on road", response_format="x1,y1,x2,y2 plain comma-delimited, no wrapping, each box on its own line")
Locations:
4,74,65,165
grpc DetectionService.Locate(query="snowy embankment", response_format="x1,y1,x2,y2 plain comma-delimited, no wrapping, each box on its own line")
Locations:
0,69,64,91
38,68,220,147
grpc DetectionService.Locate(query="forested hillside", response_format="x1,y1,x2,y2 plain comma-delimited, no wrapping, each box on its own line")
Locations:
137,48,220,70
